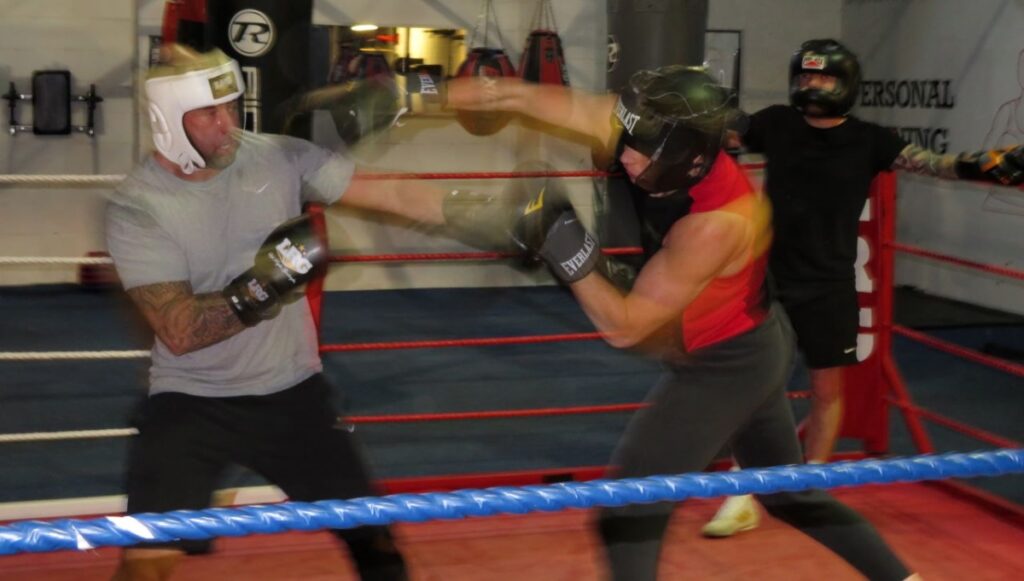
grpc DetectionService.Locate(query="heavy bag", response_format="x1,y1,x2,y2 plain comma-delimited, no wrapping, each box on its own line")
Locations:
518,29,568,86
600,0,709,274
607,0,708,91
453,47,516,136
207,0,313,136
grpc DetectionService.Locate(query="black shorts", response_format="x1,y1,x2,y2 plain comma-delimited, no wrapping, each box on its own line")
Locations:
780,286,859,369
125,374,378,552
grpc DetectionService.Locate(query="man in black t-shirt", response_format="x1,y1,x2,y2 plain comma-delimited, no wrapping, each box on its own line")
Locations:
703,38,1024,538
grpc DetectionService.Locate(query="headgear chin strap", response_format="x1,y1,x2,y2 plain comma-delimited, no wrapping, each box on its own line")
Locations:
612,66,729,193
145,52,245,175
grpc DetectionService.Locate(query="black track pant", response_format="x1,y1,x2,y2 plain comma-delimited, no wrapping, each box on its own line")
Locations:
598,306,910,581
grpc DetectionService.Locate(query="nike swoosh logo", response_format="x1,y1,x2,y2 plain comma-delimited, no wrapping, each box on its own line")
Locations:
843,347,856,354
523,188,545,215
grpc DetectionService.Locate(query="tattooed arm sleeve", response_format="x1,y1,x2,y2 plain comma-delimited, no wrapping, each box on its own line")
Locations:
890,144,960,179
127,281,246,356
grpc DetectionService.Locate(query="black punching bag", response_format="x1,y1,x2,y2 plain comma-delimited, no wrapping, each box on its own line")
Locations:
600,0,709,277
207,0,313,137
607,0,708,91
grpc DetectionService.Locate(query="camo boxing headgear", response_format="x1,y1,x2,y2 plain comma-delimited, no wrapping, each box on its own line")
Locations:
789,39,861,117
612,66,731,193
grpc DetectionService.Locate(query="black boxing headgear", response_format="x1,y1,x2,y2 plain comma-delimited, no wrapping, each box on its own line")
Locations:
612,66,731,193
789,39,861,117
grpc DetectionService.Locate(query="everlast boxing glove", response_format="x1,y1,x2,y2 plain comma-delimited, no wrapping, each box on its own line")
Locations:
222,214,326,326
441,188,522,251
441,160,546,253
510,184,600,283
442,161,599,282
955,145,1024,186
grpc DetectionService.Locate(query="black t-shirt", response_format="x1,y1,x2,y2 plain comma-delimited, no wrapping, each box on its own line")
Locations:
744,105,906,299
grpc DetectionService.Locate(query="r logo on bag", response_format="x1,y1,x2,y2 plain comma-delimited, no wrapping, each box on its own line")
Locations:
229,9,276,57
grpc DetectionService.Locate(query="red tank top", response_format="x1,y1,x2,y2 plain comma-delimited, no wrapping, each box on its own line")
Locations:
680,153,770,351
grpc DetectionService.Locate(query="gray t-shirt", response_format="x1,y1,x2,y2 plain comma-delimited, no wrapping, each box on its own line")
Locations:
106,133,353,397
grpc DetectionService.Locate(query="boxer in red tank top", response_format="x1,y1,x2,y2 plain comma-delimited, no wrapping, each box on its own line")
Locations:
447,65,918,581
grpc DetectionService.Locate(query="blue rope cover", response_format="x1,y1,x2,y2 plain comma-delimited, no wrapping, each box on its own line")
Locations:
1,449,1020,555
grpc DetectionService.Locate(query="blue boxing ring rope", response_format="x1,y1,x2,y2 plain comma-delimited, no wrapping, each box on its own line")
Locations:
1,449,1021,555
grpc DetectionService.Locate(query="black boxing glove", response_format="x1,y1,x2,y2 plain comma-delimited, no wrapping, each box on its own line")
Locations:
440,161,562,253
441,188,523,252
441,161,599,282
222,214,326,327
955,145,1024,186
511,188,600,283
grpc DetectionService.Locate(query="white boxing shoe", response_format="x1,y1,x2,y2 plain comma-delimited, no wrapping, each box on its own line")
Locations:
701,494,760,538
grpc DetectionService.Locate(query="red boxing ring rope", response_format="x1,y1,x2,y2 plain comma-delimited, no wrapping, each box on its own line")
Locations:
889,241,1024,281
355,169,614,181
892,325,1024,378
320,332,602,353
347,403,646,424
327,247,643,265
885,397,1023,449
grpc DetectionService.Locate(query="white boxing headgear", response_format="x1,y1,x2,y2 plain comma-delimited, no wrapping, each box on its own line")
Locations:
145,48,245,174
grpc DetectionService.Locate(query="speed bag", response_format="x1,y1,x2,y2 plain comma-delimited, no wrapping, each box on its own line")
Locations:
454,47,516,136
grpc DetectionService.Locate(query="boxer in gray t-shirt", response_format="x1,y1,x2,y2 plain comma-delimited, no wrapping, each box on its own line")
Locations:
108,132,349,397
105,45,454,581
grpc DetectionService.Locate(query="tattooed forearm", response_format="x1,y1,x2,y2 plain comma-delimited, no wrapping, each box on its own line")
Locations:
891,144,959,179
127,282,245,355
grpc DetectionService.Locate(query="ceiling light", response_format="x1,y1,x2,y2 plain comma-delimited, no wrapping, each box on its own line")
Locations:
351,24,379,32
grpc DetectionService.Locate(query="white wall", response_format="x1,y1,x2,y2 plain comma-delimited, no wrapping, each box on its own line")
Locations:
0,0,139,286
843,0,1024,315
0,0,845,291
710,0,843,113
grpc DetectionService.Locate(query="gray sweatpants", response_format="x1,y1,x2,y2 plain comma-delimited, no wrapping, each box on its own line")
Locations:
598,305,910,581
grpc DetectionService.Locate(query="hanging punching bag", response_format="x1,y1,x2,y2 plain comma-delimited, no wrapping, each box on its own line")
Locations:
606,0,708,91
599,0,709,281
160,0,208,51
349,51,393,80
454,47,517,136
206,0,313,137
518,0,569,86
519,31,569,86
